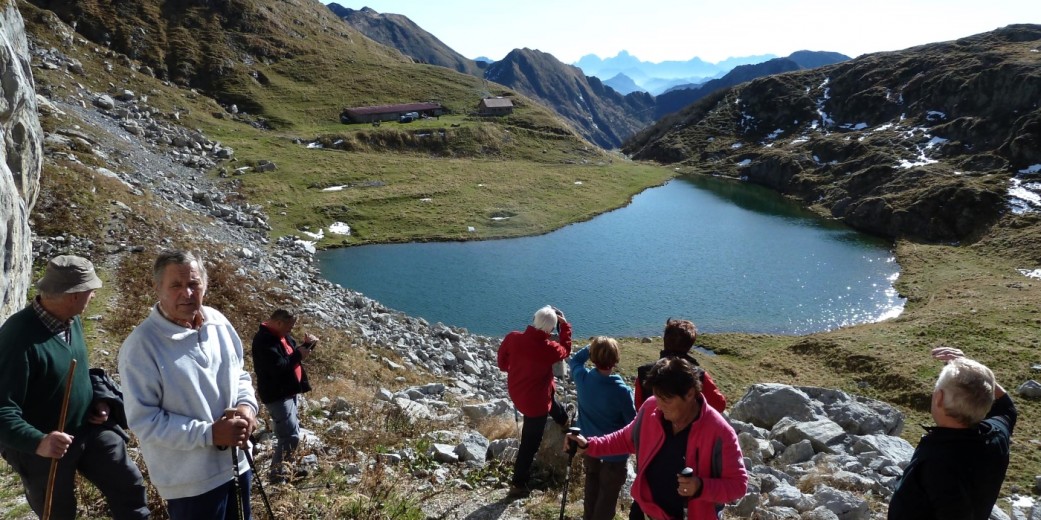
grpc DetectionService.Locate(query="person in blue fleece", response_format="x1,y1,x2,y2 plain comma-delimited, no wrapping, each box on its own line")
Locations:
568,336,637,520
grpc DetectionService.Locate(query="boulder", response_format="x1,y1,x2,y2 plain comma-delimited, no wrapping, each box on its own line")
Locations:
772,417,849,454
813,486,869,520
454,432,490,463
731,384,823,428
0,4,42,320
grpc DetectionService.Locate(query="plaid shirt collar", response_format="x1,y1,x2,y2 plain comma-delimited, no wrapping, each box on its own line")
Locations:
32,296,73,340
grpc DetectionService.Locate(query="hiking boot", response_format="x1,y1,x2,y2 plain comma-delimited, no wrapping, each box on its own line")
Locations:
506,485,530,499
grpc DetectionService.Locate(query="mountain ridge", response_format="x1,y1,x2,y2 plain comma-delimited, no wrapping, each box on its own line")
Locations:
624,24,1041,244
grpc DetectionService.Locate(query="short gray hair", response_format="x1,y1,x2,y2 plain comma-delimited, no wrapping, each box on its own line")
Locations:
532,305,557,333
935,357,995,426
152,250,207,287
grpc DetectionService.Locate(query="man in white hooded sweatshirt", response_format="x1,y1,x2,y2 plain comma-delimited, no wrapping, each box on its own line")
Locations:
119,250,258,520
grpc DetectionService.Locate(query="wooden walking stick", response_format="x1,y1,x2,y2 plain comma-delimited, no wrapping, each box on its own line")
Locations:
43,358,77,520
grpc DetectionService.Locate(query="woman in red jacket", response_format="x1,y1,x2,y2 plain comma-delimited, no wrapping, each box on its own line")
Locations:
568,357,747,520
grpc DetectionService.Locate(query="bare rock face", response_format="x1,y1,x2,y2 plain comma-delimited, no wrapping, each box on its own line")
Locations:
0,1,43,319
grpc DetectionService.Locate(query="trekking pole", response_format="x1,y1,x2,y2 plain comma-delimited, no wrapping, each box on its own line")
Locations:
43,359,77,520
679,467,694,520
244,436,276,519
225,409,245,520
558,426,581,520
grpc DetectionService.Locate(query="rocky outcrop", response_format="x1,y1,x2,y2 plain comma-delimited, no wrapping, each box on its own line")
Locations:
0,0,42,319
625,25,1041,243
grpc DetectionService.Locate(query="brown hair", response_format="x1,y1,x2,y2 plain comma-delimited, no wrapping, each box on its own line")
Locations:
646,357,703,398
663,318,697,354
589,336,620,371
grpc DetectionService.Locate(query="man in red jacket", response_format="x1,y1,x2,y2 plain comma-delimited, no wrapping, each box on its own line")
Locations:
497,305,573,498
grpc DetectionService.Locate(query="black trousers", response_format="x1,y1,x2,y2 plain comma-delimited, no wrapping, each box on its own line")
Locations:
511,395,567,488
1,426,149,520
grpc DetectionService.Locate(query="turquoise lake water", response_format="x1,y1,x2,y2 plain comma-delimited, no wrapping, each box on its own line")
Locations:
316,176,904,338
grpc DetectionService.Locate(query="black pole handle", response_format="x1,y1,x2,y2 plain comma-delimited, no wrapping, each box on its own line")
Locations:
565,427,582,456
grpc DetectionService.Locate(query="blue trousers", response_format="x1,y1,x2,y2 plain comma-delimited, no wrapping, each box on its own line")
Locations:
264,396,300,480
166,469,252,520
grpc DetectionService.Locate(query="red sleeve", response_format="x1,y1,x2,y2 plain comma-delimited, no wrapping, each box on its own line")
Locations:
633,375,645,408
497,336,511,372
701,371,726,412
550,320,573,360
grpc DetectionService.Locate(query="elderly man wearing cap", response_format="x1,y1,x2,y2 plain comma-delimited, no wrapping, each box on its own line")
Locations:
119,250,258,520
0,255,150,519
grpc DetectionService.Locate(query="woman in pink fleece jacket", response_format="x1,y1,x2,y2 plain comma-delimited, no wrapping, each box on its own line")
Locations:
567,358,747,520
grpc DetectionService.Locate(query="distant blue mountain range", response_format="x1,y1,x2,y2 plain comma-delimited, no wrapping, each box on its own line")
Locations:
575,50,777,94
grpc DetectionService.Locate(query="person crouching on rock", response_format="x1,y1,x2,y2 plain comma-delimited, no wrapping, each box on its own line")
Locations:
567,357,747,520
567,336,636,520
497,305,574,499
887,347,1015,520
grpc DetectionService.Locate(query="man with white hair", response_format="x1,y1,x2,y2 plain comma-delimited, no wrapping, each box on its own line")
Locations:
888,347,1016,520
119,250,257,520
497,305,574,498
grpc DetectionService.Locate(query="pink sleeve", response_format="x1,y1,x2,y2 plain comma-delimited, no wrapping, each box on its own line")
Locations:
696,422,747,504
585,411,637,458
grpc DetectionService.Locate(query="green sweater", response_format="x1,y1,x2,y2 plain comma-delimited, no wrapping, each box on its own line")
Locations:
0,306,92,454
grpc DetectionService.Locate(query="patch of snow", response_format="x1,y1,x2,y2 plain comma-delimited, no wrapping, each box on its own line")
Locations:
477,183,485,187
328,222,351,235
874,123,896,132
490,217,509,221
300,229,323,241
321,185,347,192
1019,164,1041,174
1010,495,1036,509
1009,178,1041,214
306,142,323,149
1018,269,1041,279
737,159,752,167
813,155,821,163
790,137,809,145
466,226,476,233
898,157,937,169
574,181,583,185
926,111,947,121
293,239,316,255
925,136,948,149
707,137,715,142
420,198,433,202
766,128,784,140
839,122,868,130
333,139,344,146
731,142,743,149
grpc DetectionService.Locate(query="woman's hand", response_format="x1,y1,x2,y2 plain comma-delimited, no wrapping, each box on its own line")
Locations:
677,472,702,497
564,432,588,452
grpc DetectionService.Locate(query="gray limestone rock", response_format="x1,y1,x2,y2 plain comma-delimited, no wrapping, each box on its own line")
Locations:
731,384,823,428
0,2,42,320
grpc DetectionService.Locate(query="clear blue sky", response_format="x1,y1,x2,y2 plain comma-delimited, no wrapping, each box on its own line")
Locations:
322,1,1039,64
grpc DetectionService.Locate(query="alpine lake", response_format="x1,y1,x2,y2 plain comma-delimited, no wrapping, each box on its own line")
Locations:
316,176,905,339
